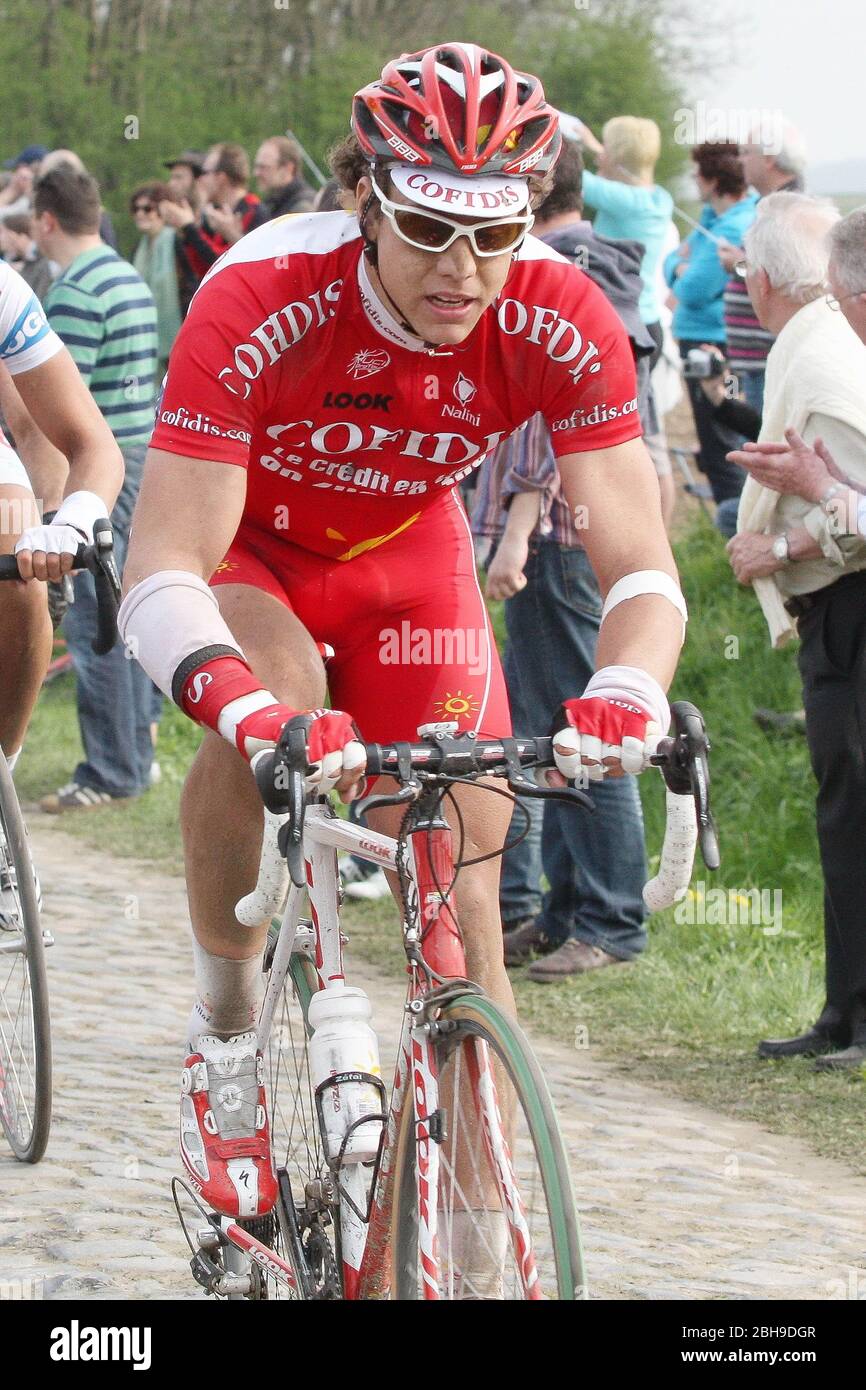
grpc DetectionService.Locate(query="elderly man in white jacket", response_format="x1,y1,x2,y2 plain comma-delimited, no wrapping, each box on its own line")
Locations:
726,195,866,1071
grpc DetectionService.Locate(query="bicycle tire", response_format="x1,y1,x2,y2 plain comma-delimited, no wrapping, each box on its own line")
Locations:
390,993,585,1300
0,752,51,1162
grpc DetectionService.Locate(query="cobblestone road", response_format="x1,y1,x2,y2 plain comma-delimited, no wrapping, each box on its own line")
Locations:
2,821,865,1301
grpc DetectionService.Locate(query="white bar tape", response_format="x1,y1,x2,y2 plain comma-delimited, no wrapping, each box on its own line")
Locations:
643,785,697,912
235,799,291,927
601,570,688,643
117,569,245,699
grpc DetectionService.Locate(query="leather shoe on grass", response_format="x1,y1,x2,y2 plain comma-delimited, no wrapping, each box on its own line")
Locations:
526,939,623,982
503,918,557,967
757,1029,840,1060
814,1044,866,1073
753,708,806,736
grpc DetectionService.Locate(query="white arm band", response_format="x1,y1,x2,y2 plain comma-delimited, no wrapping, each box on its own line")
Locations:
583,664,670,734
601,570,688,644
117,570,245,700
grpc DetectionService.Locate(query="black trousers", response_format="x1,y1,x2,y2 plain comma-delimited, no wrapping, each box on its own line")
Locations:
795,571,866,1044
678,339,747,504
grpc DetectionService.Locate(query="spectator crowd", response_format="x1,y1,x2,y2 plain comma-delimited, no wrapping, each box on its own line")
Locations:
3,108,866,1069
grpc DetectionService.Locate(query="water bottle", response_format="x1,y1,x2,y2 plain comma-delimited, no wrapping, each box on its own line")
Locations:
307,985,383,1165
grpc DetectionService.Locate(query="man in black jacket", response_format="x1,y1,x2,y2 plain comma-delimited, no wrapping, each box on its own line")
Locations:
253,137,315,220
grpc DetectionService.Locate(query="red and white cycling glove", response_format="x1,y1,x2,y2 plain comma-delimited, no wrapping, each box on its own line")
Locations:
551,665,669,783
178,654,366,793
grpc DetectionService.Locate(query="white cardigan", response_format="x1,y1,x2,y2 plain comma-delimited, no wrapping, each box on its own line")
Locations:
737,296,866,647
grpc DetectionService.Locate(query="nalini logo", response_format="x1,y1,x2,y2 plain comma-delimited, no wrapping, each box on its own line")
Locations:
347,348,391,380
442,371,481,427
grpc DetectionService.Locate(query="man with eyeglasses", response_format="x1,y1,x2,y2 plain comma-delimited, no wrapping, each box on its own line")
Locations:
118,44,686,1222
725,194,866,1072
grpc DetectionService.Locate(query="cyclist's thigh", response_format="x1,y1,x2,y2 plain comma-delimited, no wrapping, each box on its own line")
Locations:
208,535,327,708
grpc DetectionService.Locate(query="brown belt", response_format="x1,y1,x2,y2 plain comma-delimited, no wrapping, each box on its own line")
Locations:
783,568,866,619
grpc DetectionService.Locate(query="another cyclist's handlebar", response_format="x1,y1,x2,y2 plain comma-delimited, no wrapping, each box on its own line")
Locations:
0,517,121,655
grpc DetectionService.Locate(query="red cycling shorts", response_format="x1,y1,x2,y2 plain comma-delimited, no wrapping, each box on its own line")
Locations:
210,491,511,744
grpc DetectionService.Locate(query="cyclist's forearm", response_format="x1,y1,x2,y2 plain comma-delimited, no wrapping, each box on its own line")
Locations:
595,594,682,690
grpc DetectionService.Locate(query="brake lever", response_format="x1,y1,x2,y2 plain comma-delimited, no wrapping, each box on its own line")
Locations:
503,740,595,812
651,700,720,871
275,714,314,888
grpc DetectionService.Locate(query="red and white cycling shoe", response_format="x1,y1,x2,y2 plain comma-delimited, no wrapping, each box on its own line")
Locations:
179,1031,277,1217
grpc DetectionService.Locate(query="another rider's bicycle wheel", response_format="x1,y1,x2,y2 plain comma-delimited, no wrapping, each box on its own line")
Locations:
0,752,51,1162
391,993,585,1300
263,942,342,1299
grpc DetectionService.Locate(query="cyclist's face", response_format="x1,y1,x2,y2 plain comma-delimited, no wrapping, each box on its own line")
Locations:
357,176,516,344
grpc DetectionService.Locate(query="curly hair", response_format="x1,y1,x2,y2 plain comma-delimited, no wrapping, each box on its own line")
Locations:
328,131,553,210
691,141,746,199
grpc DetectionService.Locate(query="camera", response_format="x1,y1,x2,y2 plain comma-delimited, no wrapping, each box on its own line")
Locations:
683,348,727,380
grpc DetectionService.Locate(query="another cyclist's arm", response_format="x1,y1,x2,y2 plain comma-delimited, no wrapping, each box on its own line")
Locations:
10,351,124,580
0,363,68,512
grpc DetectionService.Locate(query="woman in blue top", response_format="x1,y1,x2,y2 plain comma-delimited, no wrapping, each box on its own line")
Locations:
664,142,758,504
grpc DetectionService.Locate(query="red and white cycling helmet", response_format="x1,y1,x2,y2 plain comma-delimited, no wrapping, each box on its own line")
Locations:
352,41,562,179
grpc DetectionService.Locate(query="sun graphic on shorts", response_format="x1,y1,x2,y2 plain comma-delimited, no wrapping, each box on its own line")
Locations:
433,691,479,721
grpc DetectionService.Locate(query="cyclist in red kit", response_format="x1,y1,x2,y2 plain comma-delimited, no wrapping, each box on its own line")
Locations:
120,43,687,1218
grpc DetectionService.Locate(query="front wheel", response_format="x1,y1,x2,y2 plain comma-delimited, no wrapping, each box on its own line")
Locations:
391,994,586,1300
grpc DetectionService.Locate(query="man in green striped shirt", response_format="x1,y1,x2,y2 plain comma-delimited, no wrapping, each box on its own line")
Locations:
33,166,162,812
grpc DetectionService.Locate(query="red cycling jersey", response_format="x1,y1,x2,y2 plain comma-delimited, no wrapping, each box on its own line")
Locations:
150,211,643,741
151,210,641,561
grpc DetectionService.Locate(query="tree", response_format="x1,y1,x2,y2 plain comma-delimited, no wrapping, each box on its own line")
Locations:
0,0,713,251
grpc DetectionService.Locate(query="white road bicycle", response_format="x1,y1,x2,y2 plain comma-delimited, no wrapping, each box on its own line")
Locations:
174,703,718,1300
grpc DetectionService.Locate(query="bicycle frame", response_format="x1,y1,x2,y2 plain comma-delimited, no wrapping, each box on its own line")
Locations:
256,794,538,1300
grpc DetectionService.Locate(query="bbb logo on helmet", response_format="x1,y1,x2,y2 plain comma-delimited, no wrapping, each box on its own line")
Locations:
386,133,422,163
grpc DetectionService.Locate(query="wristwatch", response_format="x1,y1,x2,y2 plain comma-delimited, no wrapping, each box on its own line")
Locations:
771,533,790,564
819,482,846,514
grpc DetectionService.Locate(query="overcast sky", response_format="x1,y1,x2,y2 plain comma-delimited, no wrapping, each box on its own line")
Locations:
687,0,862,169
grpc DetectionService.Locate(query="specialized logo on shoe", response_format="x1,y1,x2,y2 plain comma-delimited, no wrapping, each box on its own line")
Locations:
218,1083,243,1112
322,390,393,412
187,671,214,705
442,372,480,427
346,347,391,380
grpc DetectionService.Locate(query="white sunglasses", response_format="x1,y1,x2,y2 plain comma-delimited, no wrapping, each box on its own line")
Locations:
370,175,533,258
